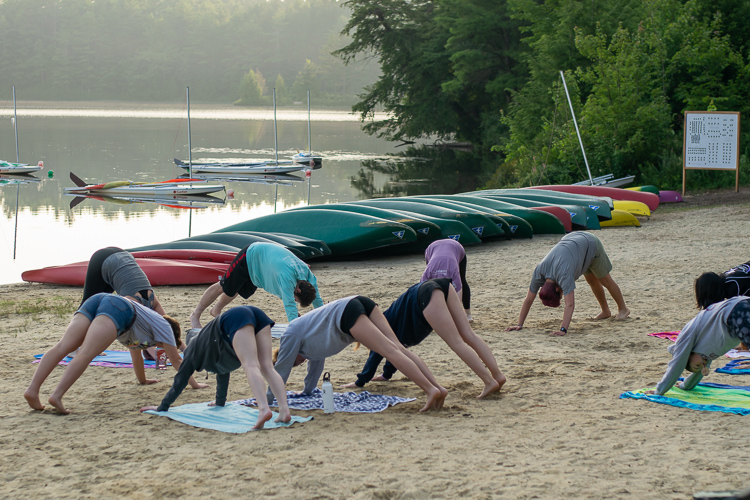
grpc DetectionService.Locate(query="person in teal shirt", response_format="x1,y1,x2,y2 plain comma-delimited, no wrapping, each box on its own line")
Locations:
190,242,324,328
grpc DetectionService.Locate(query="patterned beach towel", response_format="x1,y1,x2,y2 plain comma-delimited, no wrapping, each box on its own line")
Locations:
236,388,416,413
647,332,750,358
32,350,173,368
144,402,313,433
620,383,750,415
716,359,750,375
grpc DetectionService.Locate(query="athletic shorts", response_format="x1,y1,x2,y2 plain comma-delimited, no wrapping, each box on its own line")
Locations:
584,235,613,279
76,293,136,336
727,300,750,346
417,278,452,310
220,245,258,299
219,305,275,344
340,296,378,335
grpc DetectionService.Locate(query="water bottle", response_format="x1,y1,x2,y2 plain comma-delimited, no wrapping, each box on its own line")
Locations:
322,372,335,414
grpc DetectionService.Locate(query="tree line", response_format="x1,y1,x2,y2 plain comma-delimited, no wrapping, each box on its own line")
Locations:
337,0,750,189
0,0,379,107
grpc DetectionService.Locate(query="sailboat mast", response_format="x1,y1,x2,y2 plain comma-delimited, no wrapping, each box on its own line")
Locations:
559,71,594,185
307,89,311,153
273,88,278,164
12,86,19,259
187,86,193,179
13,86,19,163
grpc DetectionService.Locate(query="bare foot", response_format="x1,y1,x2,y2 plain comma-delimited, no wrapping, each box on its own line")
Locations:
615,308,630,320
48,394,70,415
436,386,448,409
419,387,445,412
274,410,292,424
189,311,202,329
208,305,222,319
466,312,474,323
494,373,507,390
372,375,388,382
477,378,502,399
24,389,45,411
594,311,612,320
253,407,273,430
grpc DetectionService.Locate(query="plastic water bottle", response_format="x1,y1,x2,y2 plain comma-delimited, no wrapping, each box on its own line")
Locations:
322,372,335,414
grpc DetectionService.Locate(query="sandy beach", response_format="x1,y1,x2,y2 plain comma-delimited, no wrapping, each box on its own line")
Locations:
2,189,750,499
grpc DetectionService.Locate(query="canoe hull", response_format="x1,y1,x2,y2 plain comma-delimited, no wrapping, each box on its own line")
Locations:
529,185,659,211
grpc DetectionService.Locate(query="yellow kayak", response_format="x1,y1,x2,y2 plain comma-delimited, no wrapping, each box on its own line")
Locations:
612,200,651,217
600,209,641,227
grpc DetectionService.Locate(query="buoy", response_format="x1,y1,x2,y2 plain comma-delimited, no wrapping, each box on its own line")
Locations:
227,189,235,199
47,170,54,178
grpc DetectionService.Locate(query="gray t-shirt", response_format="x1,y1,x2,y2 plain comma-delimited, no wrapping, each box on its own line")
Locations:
102,252,152,301
529,232,598,296
116,300,175,350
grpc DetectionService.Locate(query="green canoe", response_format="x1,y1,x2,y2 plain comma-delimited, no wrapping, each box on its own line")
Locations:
174,232,310,260
354,206,482,245
289,203,441,253
270,233,332,256
127,240,243,253
473,194,596,230
232,232,326,260
356,198,504,239
414,196,533,239
416,194,565,235
214,209,418,256
473,189,613,219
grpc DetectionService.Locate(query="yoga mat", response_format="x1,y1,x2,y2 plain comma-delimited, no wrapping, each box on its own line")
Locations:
620,383,750,415
647,332,750,359
716,359,750,375
144,402,313,433
648,331,679,342
237,387,416,413
33,350,178,368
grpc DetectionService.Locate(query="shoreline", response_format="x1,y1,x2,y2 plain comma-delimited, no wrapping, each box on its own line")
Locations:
2,189,750,498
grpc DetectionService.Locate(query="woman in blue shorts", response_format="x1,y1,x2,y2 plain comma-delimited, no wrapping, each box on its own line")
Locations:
24,293,207,414
140,306,292,430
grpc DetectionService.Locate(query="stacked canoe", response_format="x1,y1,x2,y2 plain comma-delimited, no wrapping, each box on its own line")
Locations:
22,184,678,285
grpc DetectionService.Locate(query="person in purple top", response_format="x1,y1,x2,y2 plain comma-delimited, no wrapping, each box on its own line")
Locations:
421,239,472,321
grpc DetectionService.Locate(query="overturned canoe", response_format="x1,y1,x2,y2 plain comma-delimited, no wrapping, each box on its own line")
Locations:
600,209,641,228
470,189,613,220
528,185,659,211
214,209,418,256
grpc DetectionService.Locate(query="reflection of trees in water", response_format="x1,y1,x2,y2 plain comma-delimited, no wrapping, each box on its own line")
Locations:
351,146,483,199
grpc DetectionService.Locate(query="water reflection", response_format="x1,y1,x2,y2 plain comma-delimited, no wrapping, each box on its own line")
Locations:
351,146,485,199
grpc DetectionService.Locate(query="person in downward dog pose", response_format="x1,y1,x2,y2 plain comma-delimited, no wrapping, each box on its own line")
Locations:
421,238,473,322
506,232,629,336
343,278,505,398
24,293,207,414
140,306,291,430
190,242,323,328
269,295,448,412
647,295,750,395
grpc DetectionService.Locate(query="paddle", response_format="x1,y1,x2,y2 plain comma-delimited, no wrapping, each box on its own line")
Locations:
69,171,87,187
69,196,86,209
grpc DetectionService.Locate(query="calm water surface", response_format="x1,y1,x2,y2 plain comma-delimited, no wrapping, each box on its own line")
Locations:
0,101,411,285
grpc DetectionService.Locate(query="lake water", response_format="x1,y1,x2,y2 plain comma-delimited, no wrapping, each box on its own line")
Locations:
0,101,419,285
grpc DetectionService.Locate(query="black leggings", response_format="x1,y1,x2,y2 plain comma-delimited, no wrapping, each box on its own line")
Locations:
458,256,470,310
80,247,122,307
339,296,378,334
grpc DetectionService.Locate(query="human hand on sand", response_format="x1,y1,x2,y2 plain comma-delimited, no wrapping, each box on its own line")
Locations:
139,378,159,385
341,382,359,389
140,405,158,412
506,325,523,332
549,329,567,337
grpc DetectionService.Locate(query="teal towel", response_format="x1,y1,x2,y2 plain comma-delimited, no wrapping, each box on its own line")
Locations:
620,384,750,415
145,402,313,433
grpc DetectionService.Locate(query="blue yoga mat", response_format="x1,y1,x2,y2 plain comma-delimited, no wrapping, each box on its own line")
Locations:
33,350,175,367
716,359,750,375
144,402,313,433
620,382,750,415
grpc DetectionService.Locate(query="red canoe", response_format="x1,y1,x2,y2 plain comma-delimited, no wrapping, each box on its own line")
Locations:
528,185,660,211
130,249,238,264
22,258,228,286
531,206,573,232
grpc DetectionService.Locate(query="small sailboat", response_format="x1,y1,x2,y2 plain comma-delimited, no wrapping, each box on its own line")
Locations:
292,90,323,166
2,88,42,175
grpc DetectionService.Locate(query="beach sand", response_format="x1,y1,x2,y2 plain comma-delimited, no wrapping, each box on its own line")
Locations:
3,189,750,499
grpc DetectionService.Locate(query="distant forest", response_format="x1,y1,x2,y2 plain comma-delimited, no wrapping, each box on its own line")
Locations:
0,0,379,106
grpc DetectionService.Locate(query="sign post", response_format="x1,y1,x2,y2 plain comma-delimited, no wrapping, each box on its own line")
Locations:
683,111,741,196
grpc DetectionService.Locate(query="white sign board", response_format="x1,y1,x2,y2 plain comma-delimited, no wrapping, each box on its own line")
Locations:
682,111,741,195
684,112,740,170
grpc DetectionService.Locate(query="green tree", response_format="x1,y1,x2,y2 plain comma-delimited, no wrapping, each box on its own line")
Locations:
274,75,292,105
291,59,322,103
234,68,267,106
